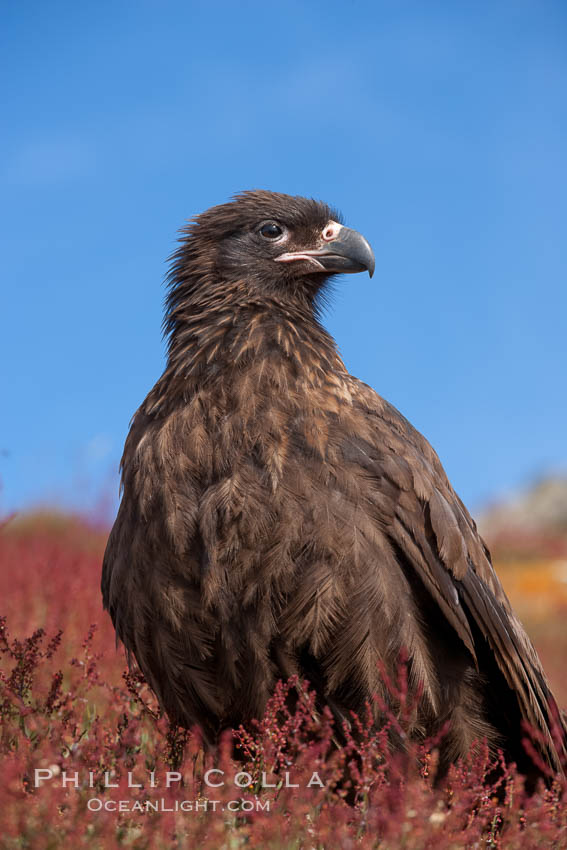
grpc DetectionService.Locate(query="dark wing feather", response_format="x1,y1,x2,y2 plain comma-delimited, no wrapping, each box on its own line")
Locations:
348,377,566,773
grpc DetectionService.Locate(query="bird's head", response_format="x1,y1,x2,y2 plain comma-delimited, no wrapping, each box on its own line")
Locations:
167,190,375,317
208,190,374,283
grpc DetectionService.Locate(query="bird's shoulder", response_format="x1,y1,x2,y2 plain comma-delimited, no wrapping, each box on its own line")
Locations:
338,374,507,604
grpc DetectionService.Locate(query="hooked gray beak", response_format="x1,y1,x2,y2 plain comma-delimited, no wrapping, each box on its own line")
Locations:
274,222,375,278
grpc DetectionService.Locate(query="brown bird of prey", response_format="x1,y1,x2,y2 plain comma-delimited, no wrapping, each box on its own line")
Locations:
102,190,565,782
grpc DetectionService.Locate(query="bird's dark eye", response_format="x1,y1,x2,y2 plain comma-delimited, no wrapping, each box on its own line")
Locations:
259,222,283,239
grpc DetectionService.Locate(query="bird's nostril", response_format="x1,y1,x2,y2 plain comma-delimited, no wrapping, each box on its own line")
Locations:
322,221,341,241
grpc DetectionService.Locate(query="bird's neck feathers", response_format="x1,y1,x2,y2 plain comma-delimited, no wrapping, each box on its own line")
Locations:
161,250,342,391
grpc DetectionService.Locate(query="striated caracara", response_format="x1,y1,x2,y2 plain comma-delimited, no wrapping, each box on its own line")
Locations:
102,190,566,782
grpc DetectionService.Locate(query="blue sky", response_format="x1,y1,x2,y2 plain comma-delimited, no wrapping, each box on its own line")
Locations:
1,0,566,520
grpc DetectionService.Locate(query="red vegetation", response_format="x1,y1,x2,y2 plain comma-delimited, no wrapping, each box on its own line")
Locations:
1,514,566,848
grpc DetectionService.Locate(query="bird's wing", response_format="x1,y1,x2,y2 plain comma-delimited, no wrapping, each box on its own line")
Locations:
343,377,566,771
